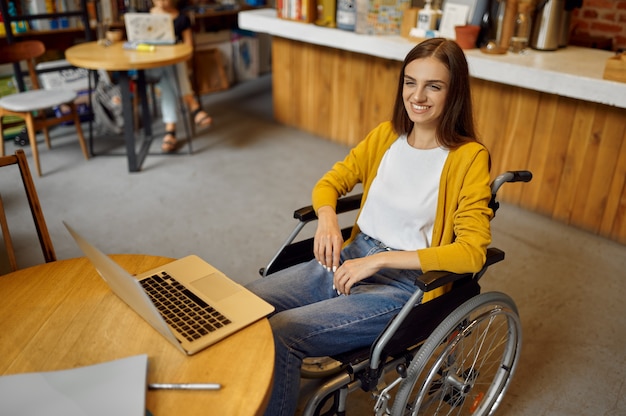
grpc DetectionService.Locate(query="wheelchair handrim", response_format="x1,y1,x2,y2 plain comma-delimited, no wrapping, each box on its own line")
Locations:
416,308,520,415
391,292,522,416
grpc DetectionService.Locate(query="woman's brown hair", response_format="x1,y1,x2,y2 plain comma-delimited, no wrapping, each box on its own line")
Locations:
391,38,478,148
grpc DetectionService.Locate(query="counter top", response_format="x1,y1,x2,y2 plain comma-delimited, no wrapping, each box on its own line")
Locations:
239,8,626,108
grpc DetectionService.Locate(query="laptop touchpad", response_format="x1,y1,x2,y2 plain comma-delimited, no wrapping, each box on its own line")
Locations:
190,274,241,302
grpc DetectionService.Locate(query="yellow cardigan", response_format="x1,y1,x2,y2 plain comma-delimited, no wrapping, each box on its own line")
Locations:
312,121,493,301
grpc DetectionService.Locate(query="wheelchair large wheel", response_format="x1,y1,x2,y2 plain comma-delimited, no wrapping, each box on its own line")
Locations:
391,292,521,416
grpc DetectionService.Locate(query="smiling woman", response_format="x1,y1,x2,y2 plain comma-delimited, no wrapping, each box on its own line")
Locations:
392,38,477,151
401,57,449,148
245,38,493,416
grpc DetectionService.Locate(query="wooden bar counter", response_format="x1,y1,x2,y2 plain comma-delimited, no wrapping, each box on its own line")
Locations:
239,9,626,245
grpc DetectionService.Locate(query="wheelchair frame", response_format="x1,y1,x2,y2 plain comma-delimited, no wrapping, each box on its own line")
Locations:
260,171,532,416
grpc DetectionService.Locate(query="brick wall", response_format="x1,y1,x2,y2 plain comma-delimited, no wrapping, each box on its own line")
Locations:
571,0,626,51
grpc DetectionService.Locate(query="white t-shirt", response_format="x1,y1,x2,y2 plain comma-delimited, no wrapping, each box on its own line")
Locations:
357,135,449,251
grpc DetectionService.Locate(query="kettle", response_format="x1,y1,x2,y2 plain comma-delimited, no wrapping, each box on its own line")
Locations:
530,0,564,50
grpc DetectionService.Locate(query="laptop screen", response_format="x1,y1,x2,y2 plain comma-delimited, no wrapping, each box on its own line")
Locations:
124,13,176,45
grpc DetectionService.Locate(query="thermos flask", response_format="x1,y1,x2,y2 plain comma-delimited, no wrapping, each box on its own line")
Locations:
530,0,564,50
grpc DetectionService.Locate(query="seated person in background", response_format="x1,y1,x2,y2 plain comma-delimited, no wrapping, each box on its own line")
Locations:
148,0,212,153
246,37,493,416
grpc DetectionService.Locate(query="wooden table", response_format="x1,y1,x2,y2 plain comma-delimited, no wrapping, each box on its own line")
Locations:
0,255,274,415
65,41,193,172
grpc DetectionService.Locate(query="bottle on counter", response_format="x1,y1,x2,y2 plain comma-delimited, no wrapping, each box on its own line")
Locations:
433,0,443,29
336,0,356,31
316,0,337,27
417,0,437,31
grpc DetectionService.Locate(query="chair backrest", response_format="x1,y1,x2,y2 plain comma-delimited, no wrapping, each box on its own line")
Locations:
0,149,55,273
0,41,46,90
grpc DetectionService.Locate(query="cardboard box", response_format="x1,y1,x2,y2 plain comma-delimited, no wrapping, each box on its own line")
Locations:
37,60,90,92
36,60,91,123
232,34,260,82
603,53,626,84
195,30,235,85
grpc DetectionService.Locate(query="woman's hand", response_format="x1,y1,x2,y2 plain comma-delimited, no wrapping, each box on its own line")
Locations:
314,206,343,272
334,251,422,295
333,256,381,295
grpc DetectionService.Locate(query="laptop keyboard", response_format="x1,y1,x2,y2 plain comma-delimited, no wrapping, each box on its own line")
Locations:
140,272,232,342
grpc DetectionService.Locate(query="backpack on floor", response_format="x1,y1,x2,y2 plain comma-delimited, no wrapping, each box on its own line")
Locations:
92,78,124,135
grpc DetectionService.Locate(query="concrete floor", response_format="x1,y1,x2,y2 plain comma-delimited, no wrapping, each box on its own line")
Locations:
2,75,625,415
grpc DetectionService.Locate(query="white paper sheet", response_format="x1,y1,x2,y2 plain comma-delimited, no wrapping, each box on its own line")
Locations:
0,355,148,416
439,3,471,39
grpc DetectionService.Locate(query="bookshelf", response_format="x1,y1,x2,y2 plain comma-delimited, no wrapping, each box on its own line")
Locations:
0,0,92,43
0,0,92,91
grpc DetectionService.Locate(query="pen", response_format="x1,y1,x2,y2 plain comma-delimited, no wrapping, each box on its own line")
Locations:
149,383,222,390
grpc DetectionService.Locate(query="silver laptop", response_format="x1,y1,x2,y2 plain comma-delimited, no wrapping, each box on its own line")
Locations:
123,12,176,45
64,222,274,355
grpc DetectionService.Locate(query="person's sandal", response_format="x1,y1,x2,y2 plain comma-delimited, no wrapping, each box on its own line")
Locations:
161,131,177,153
192,108,212,128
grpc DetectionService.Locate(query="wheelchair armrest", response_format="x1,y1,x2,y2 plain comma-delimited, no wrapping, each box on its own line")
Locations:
294,193,363,223
416,247,505,292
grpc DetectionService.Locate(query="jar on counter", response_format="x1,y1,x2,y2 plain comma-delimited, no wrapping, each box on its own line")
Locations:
510,2,532,53
336,0,356,31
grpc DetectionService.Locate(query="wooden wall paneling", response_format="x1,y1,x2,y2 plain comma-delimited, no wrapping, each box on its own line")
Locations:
328,48,351,144
496,86,540,205
598,108,626,244
333,50,369,146
569,103,608,232
536,96,577,219
315,45,337,141
471,79,513,183
490,86,516,199
606,145,626,244
317,48,399,147
552,99,597,224
272,37,295,126
521,93,561,216
360,57,400,145
328,47,345,142
471,79,497,153
299,42,320,135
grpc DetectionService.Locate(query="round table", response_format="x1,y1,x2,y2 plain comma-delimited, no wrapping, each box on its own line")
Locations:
65,41,193,71
0,255,274,415
65,41,194,172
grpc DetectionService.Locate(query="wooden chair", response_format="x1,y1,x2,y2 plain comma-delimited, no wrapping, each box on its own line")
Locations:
0,40,89,176
0,149,55,274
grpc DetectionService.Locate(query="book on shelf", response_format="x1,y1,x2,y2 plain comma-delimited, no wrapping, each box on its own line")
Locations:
277,0,316,23
25,0,51,30
20,0,85,31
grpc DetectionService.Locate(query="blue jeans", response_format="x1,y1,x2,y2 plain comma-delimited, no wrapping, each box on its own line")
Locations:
246,233,420,416
146,62,192,124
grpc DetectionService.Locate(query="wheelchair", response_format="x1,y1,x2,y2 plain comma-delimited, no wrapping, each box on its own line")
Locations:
259,170,533,416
